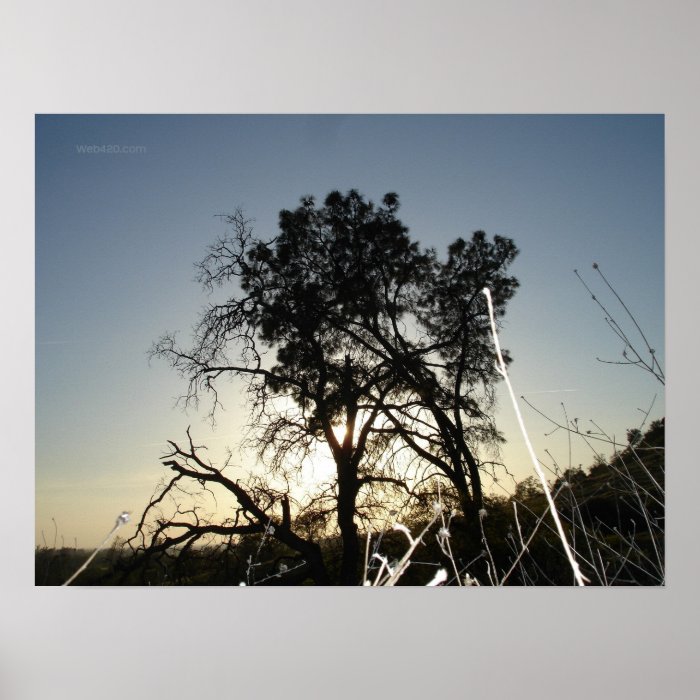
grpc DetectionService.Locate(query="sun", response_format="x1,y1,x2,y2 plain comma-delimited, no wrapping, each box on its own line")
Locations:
331,422,351,445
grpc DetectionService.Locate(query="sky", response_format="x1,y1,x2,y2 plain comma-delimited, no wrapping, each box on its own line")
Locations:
35,115,665,548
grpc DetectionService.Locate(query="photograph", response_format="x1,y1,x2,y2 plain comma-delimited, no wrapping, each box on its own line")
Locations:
36,114,665,587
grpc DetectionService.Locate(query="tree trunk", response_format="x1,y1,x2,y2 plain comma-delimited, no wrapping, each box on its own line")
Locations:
336,354,360,585
337,467,360,585
304,542,331,585
460,443,484,513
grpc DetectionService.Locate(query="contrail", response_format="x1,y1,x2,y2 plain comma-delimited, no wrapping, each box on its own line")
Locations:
521,389,578,395
139,433,239,448
37,339,98,345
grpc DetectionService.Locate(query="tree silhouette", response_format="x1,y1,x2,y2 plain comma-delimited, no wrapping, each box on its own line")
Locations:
149,190,518,584
122,430,331,584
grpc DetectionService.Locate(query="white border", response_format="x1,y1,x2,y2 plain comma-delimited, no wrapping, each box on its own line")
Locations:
2,2,698,698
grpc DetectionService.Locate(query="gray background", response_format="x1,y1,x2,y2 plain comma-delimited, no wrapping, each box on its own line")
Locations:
2,1,698,698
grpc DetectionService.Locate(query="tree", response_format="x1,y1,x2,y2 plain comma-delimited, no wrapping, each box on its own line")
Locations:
148,190,518,584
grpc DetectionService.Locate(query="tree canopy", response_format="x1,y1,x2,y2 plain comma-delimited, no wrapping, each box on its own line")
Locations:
149,190,519,584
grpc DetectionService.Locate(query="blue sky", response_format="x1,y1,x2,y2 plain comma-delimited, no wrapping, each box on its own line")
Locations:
36,115,664,547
